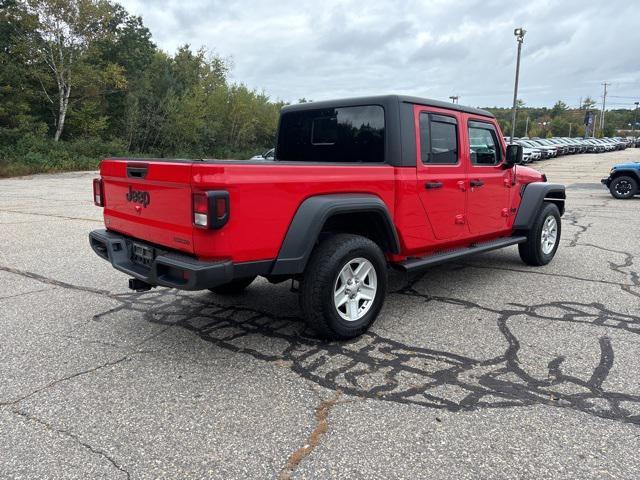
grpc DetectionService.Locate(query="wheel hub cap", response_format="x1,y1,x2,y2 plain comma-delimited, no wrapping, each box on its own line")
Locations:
541,216,558,255
616,181,631,195
334,258,377,322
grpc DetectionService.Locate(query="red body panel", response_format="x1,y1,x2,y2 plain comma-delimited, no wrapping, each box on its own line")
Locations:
98,106,543,266
101,161,195,254
190,163,397,262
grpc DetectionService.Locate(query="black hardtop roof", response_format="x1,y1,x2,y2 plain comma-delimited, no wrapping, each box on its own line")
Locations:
281,94,494,118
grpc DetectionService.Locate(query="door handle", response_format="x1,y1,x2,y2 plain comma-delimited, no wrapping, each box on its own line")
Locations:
425,181,443,189
470,179,484,187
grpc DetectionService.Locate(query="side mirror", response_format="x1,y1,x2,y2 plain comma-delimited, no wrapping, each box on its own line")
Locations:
504,144,523,167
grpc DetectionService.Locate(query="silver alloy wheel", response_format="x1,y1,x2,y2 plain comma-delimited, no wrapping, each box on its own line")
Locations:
541,215,558,255
333,257,377,322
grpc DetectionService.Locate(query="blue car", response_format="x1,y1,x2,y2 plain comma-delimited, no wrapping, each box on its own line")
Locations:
601,162,640,199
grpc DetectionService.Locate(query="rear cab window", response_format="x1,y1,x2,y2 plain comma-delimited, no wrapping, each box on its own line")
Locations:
276,105,385,163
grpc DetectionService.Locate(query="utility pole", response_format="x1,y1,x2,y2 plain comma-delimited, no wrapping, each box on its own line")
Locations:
510,28,526,143
524,116,529,137
599,82,610,135
449,95,459,104
569,123,572,138
634,101,639,139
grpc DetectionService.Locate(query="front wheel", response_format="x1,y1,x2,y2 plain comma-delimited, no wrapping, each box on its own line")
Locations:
300,234,388,340
609,176,638,199
518,202,561,266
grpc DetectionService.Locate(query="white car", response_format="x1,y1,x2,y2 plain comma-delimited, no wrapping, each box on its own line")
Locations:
523,147,541,162
250,148,275,161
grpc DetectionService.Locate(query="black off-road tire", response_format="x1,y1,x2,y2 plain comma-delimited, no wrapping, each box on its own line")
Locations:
300,234,388,340
208,276,256,295
518,202,561,266
609,175,638,199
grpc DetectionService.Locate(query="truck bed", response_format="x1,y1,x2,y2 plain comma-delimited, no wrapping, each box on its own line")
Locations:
99,158,397,262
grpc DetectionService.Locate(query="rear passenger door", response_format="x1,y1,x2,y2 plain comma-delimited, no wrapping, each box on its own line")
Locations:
415,107,469,241
465,119,511,236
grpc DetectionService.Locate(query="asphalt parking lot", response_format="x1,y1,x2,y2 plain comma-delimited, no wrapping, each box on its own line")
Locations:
1,150,639,479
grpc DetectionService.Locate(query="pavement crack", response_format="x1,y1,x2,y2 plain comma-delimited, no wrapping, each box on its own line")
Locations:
0,356,130,407
564,211,593,247
0,265,112,296
460,263,633,287
0,287,52,300
0,208,102,223
10,408,130,479
278,391,343,480
0,326,172,406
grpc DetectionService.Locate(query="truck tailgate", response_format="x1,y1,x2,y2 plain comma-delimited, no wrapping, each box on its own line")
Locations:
100,160,195,254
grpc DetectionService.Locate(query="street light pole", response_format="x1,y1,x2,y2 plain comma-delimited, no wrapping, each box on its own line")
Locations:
634,101,639,139
510,28,526,143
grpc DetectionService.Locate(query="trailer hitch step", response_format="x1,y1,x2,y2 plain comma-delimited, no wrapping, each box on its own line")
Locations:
128,278,153,292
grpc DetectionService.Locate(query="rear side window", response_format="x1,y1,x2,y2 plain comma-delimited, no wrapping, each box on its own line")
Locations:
419,113,458,164
468,122,501,165
276,105,385,163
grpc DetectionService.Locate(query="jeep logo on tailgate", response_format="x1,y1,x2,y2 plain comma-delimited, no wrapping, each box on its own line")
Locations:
126,186,150,207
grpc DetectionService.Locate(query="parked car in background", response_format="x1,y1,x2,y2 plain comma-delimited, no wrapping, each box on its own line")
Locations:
519,139,557,158
601,161,640,199
535,138,569,155
584,139,606,152
250,148,275,160
559,138,586,153
594,139,616,151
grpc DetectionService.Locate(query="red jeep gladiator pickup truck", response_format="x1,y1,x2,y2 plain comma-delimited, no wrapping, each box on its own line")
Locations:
90,95,565,339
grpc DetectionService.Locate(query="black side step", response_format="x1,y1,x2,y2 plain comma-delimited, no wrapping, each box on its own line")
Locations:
398,236,527,273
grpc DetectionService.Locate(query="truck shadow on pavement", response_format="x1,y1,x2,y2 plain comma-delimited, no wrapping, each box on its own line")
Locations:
103,280,640,426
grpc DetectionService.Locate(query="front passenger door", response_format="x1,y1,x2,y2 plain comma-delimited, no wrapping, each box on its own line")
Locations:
466,120,511,236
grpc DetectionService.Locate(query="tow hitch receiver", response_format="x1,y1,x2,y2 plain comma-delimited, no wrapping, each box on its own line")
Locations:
128,278,153,292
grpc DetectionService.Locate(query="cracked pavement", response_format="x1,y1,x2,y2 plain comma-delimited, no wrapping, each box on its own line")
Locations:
1,149,639,479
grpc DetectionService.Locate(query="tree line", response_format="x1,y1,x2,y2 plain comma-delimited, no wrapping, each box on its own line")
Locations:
0,0,284,176
1,0,638,177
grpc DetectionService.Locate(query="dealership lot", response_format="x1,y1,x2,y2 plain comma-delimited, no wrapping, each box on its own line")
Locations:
1,150,639,479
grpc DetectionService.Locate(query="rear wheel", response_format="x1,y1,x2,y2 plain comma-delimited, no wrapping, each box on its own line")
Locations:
300,234,387,340
208,276,256,295
518,202,561,266
609,175,637,199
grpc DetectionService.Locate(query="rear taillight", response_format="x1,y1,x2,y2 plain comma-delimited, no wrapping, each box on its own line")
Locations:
193,192,209,227
93,178,104,207
192,191,229,229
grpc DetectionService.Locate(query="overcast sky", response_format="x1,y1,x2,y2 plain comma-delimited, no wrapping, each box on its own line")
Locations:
118,0,639,109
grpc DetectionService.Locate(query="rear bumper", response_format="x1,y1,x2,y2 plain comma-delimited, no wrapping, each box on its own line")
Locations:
89,229,234,290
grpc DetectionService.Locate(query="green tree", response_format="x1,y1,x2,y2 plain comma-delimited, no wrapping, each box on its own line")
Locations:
551,100,568,118
18,0,125,140
550,116,570,136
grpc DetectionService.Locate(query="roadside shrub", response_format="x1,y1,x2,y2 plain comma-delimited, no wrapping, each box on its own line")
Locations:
0,135,127,177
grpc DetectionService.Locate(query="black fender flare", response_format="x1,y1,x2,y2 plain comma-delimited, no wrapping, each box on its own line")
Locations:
513,183,566,230
270,194,399,275
610,169,640,183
